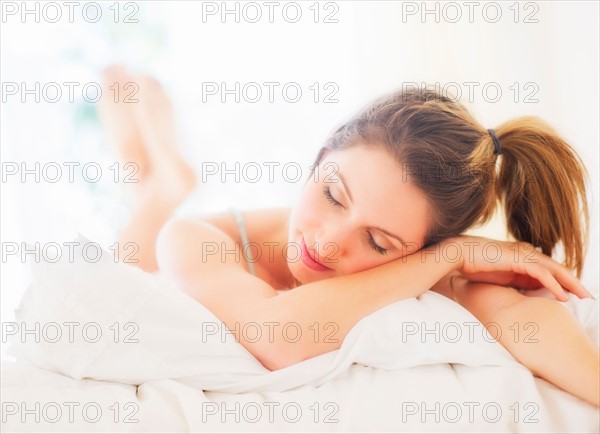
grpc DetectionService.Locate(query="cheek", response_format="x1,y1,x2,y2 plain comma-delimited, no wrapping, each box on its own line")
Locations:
291,183,326,228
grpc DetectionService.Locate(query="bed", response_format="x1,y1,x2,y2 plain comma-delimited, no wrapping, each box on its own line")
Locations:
2,235,598,433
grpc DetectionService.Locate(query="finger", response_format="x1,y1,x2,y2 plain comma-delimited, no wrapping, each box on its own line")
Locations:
557,271,591,299
545,259,592,299
520,249,579,301
524,265,568,302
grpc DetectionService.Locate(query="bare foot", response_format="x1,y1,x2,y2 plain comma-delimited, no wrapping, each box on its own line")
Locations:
131,75,196,205
102,67,197,273
97,65,151,182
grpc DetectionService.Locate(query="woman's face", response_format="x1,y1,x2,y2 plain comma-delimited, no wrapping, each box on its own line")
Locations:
287,145,432,285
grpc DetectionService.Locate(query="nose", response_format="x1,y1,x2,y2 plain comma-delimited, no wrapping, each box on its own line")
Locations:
313,222,350,263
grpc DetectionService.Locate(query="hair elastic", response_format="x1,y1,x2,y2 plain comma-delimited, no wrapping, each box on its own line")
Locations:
487,129,503,155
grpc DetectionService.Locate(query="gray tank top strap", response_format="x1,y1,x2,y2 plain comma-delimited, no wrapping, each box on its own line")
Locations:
228,207,257,276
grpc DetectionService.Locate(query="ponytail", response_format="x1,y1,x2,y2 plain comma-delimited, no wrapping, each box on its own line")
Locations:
311,87,590,279
473,116,590,278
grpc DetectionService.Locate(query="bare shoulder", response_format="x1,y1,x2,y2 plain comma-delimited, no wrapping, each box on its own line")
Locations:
156,207,293,294
190,207,291,246
156,216,279,304
156,217,245,276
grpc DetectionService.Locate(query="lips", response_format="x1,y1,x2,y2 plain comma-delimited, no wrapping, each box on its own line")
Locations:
300,237,332,272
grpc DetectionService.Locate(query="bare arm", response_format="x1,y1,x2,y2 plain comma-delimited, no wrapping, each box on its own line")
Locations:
156,217,460,370
502,297,600,407
451,277,600,407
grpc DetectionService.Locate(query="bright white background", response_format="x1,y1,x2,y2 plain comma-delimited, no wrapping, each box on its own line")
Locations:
1,1,598,357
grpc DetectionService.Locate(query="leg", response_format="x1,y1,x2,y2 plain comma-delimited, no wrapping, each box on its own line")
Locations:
97,65,151,184
98,66,196,272
451,277,600,407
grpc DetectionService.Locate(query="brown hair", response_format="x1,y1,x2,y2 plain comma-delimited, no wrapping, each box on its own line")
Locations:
311,88,590,278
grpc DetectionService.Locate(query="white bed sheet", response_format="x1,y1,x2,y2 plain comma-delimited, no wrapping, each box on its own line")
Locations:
1,235,598,432
2,359,598,433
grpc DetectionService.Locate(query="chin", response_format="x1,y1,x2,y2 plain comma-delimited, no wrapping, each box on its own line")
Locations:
288,262,332,287
287,261,306,285
288,261,317,286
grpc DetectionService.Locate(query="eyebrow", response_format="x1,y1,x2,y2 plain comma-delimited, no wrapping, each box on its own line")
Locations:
336,172,408,247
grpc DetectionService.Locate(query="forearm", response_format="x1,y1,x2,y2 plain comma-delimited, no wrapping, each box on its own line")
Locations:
493,297,600,407
159,218,461,370
254,239,460,368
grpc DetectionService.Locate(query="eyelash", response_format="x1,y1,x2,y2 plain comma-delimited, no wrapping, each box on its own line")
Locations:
322,186,388,256
323,186,342,207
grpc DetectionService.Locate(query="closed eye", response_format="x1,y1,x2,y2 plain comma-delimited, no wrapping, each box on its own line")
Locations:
322,186,388,255
368,233,388,255
323,186,343,207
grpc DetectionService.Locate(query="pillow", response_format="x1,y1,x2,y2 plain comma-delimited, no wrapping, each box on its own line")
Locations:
14,233,590,393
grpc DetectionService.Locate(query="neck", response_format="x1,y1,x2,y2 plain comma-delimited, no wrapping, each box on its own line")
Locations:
268,209,301,290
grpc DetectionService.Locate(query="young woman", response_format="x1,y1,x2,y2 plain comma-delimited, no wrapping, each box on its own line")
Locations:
99,65,599,407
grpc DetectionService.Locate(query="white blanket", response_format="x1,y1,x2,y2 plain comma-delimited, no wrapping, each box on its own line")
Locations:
5,235,534,391
2,235,599,432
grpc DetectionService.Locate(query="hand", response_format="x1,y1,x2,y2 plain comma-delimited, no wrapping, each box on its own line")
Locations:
446,235,594,302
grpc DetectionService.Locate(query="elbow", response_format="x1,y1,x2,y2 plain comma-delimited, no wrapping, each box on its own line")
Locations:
155,217,183,275
241,305,315,371
261,349,308,372
258,353,289,372
249,330,312,372
155,216,204,277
